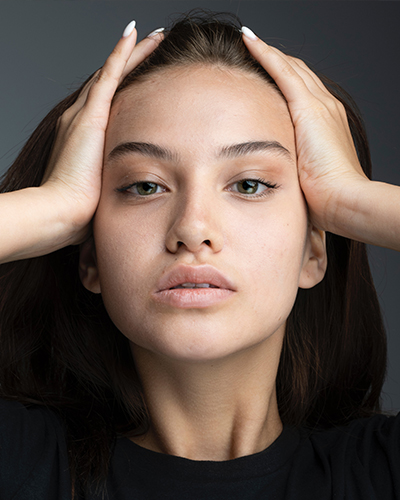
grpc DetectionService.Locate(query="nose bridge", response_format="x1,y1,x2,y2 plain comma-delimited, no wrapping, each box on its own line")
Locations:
181,184,210,226
165,181,223,254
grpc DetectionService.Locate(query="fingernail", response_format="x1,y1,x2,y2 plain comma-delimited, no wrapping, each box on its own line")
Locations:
241,26,258,41
122,20,136,38
147,27,165,38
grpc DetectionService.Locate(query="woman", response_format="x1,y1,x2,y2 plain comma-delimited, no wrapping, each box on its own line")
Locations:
0,11,399,499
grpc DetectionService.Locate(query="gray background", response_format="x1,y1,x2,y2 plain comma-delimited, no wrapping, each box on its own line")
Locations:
1,1,399,411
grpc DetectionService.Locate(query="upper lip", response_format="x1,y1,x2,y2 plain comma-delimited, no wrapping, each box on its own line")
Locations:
155,264,236,292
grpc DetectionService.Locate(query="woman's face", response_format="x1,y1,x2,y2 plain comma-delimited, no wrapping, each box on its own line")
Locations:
81,65,326,362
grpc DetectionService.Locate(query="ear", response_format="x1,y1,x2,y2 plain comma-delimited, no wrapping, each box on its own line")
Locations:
298,225,327,289
79,237,101,294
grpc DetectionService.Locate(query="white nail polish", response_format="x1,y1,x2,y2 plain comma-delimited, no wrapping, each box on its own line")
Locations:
122,20,136,38
241,26,258,41
147,27,165,38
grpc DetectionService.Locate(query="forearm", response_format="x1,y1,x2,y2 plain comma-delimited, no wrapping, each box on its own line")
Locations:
329,179,400,251
0,187,75,264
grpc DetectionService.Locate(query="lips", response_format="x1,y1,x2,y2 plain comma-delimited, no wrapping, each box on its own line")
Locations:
156,265,236,292
153,265,236,309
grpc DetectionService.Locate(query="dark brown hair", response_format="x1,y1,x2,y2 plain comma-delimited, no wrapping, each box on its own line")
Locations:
0,10,387,496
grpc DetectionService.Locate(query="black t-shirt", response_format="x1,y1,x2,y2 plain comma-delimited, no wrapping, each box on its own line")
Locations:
1,399,399,499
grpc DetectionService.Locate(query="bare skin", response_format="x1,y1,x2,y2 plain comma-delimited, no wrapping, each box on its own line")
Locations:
0,24,163,263
242,30,400,251
80,66,327,459
0,23,399,461
1,28,399,262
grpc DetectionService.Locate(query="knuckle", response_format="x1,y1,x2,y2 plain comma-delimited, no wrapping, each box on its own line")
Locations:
74,109,106,132
334,100,346,115
296,59,309,71
59,109,73,126
96,66,119,86
325,97,345,115
280,62,295,77
110,44,124,59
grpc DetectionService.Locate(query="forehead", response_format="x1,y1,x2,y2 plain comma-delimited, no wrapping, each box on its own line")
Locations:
106,65,294,158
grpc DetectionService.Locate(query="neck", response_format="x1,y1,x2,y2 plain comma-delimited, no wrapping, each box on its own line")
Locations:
130,330,284,461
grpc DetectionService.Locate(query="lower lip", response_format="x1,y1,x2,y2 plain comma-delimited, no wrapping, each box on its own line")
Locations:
153,288,235,308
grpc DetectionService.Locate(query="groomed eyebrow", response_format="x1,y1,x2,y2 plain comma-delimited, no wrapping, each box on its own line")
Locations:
219,141,292,160
107,142,179,164
106,140,293,165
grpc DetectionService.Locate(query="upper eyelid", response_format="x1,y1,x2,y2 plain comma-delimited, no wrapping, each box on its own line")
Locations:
116,180,167,194
228,178,277,189
117,177,278,193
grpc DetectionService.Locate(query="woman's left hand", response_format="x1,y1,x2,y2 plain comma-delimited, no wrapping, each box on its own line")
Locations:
241,28,370,235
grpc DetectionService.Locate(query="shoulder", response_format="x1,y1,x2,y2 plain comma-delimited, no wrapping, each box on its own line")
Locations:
293,413,400,499
305,412,400,453
0,398,71,500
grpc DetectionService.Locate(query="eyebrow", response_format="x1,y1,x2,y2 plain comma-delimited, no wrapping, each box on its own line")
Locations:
106,140,293,165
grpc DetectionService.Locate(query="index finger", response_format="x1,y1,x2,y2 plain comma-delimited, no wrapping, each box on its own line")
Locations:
240,27,317,105
85,22,163,115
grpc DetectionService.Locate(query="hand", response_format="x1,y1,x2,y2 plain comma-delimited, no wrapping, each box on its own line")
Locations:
241,28,369,233
41,22,163,245
0,24,164,264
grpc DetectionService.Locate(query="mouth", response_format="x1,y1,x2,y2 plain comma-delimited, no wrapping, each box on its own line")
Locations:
156,265,236,293
154,265,236,308
170,283,219,289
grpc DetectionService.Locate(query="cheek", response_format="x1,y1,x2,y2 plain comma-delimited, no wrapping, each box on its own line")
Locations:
92,187,308,347
91,207,160,319
233,195,308,270
233,200,308,315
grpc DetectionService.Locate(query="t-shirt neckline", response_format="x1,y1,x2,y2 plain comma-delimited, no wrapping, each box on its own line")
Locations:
118,425,300,481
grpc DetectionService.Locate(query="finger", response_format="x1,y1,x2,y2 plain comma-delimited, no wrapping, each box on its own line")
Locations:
242,29,343,112
84,27,163,117
69,29,163,117
55,23,163,140
285,56,327,93
241,28,322,105
83,22,139,109
64,20,138,115
74,28,163,109
122,28,164,79
68,69,102,111
285,56,340,106
285,55,349,122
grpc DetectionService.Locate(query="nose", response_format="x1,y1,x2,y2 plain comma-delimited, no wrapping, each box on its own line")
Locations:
165,189,224,255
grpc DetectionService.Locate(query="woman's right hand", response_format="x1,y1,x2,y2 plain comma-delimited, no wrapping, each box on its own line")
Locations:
0,22,163,263
41,22,163,244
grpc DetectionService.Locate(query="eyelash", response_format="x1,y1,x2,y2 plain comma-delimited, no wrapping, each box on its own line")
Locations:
229,178,278,198
116,178,279,199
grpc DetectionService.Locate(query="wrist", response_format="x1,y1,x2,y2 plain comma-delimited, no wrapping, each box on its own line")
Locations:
323,177,371,237
0,186,88,264
325,179,400,251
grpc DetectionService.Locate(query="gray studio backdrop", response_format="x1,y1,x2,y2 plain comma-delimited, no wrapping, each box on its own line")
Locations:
1,1,399,411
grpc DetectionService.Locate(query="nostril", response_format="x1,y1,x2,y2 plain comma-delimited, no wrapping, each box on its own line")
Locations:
204,240,211,246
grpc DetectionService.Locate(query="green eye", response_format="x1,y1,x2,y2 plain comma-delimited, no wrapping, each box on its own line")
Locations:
237,179,262,194
231,178,278,198
117,180,165,197
136,182,159,195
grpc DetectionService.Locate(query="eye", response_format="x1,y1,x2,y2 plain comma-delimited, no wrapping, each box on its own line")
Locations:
231,178,278,198
135,181,161,196
117,181,165,196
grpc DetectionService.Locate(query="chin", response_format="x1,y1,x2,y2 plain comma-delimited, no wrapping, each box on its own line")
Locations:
128,321,282,366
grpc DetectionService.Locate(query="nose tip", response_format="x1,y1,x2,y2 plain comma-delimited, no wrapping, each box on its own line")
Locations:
165,202,223,255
